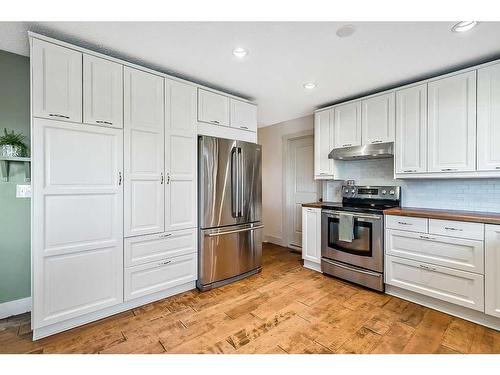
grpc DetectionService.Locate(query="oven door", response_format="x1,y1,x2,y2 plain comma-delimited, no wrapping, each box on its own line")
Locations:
321,210,383,272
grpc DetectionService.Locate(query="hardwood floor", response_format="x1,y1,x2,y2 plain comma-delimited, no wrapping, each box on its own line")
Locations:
1,243,499,354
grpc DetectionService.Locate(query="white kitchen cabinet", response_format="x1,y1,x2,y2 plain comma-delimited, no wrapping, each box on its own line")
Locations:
32,39,82,123
395,84,428,174
385,255,484,312
124,253,197,301
198,89,230,126
314,109,334,179
334,101,361,148
361,92,395,145
302,207,321,271
124,67,165,237
32,119,123,329
230,99,257,132
165,79,198,231
485,225,500,318
428,71,476,173
477,63,500,171
83,54,123,128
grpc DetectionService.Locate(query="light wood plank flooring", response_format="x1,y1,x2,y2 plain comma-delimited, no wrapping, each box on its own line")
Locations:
1,243,499,354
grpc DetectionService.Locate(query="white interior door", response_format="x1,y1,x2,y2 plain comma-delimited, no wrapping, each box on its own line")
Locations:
32,118,123,329
286,135,319,248
124,67,165,237
165,79,197,231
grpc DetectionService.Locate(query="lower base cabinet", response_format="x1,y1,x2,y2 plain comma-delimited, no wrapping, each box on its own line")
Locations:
302,207,322,271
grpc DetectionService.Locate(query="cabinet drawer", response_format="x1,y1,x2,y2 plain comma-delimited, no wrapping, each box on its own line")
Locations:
124,228,197,267
429,219,484,241
386,229,484,274
385,255,484,312
385,215,428,233
124,253,197,301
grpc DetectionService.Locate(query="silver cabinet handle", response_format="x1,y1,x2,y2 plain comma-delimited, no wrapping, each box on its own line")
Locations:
208,225,264,237
166,173,170,184
210,120,220,124
96,120,113,125
160,173,164,184
419,264,437,271
118,172,122,186
495,167,500,170
403,170,417,173
398,221,412,225
371,140,383,144
240,126,249,130
49,113,70,119
441,168,458,171
342,143,352,147
158,233,172,238
419,235,435,240
158,260,171,266
444,227,463,231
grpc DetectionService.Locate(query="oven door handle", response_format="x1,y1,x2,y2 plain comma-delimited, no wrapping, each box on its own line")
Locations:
322,210,381,220
322,258,381,277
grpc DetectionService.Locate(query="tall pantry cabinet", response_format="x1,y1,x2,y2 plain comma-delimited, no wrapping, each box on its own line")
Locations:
31,35,197,339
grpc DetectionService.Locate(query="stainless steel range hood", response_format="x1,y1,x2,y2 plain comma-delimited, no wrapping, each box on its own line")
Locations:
328,142,394,160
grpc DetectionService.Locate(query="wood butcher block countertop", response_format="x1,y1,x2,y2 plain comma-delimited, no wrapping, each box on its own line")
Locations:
302,202,340,209
384,207,500,225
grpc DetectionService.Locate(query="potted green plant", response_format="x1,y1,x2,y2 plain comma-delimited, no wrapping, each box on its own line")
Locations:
0,128,28,157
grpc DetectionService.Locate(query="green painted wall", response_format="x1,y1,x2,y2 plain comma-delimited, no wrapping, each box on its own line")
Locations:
0,49,31,304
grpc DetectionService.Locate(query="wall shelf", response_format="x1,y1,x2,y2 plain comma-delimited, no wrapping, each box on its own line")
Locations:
0,156,31,182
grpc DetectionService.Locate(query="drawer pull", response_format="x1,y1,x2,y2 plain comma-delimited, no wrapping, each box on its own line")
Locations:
96,120,113,125
159,233,172,238
240,126,249,130
419,235,435,240
371,140,383,144
49,113,70,119
397,221,412,225
444,227,463,231
495,167,500,170
441,168,458,171
403,170,417,173
419,264,437,271
158,260,172,266
342,143,352,147
210,120,220,124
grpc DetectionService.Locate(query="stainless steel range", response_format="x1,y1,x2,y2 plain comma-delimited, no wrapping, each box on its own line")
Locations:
321,185,401,291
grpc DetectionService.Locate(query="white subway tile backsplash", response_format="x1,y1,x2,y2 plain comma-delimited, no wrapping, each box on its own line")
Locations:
324,158,500,213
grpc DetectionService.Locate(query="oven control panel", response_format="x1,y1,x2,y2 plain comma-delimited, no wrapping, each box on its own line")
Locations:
341,185,400,200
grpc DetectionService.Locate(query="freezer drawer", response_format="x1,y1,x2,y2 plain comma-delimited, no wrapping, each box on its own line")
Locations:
198,223,263,290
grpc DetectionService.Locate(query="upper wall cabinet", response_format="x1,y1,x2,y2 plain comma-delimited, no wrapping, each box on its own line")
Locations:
428,71,476,173
198,89,230,126
230,99,257,132
123,67,165,237
477,63,500,171
361,92,395,145
83,55,123,129
334,101,361,148
32,39,82,123
395,84,428,174
314,109,334,179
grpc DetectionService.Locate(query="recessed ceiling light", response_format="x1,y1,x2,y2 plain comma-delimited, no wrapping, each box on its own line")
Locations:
336,24,356,38
451,21,478,33
303,82,316,90
232,47,248,58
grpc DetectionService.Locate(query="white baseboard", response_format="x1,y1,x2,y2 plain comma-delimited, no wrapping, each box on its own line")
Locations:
263,234,285,247
0,297,32,319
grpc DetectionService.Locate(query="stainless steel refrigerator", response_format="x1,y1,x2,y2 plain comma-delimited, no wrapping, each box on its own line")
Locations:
198,135,263,291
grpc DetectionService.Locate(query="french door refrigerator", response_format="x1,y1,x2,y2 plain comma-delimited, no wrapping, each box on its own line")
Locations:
198,135,263,291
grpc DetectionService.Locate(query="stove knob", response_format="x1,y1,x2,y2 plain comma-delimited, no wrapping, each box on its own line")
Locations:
351,189,356,194
382,190,387,195
389,190,395,195
344,188,349,193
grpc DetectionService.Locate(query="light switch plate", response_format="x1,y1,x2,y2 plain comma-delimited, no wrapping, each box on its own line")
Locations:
16,184,32,198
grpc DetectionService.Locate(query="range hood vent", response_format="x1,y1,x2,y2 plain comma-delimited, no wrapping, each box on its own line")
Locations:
328,142,394,161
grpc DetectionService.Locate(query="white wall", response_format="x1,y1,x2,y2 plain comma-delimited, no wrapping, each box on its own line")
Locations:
325,158,500,212
258,115,315,245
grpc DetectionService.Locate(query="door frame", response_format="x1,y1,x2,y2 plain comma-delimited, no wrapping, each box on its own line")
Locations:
282,129,318,252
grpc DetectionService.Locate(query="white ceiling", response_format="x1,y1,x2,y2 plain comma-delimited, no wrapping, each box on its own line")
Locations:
1,21,500,127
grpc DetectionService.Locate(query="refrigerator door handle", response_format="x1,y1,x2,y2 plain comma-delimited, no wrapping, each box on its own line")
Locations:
231,147,238,218
207,225,264,237
238,147,244,217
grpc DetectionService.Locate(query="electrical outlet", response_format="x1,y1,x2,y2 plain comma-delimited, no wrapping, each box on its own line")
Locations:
16,184,32,198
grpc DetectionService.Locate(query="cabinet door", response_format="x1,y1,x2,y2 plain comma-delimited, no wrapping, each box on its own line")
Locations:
32,119,123,329
428,72,476,172
230,99,257,132
124,67,165,237
477,63,500,171
302,207,321,264
395,84,428,174
32,38,82,122
83,54,123,128
165,79,197,231
361,92,395,145
314,109,334,178
198,89,230,126
485,225,500,318
334,101,361,148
